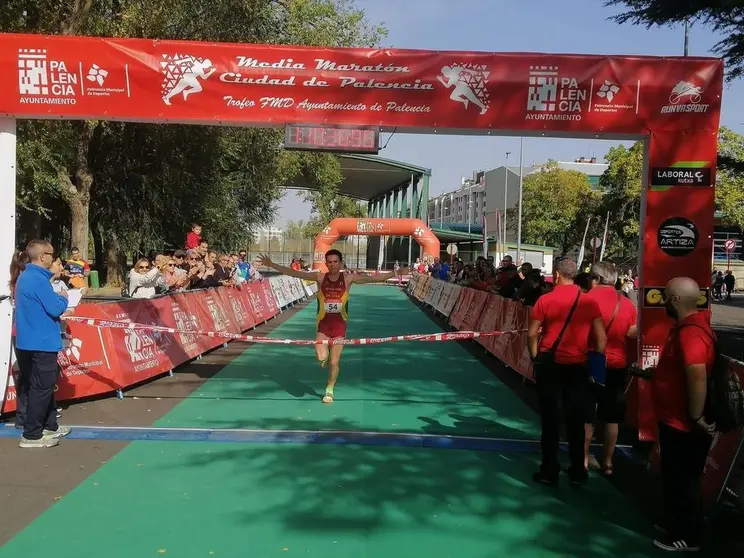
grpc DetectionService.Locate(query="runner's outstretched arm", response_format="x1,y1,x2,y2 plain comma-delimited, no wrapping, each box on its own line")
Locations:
350,265,409,284
256,254,320,282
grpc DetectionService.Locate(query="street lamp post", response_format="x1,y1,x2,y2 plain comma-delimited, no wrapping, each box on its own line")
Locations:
684,19,690,56
504,151,511,258
516,138,524,264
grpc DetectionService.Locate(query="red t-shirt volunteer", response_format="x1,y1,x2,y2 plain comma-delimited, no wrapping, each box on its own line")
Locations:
531,284,601,365
652,311,715,433
586,286,637,369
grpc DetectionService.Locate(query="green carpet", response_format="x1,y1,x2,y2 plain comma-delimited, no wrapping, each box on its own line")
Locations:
157,286,540,439
0,442,656,558
0,286,659,557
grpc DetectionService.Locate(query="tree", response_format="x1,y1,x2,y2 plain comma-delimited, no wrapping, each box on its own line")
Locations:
715,126,744,228
598,142,644,259
302,190,367,238
285,220,309,240
4,0,387,284
518,161,601,255
604,1,744,80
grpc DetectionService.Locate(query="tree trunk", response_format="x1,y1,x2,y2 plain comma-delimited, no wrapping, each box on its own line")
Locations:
58,121,99,261
68,196,89,256
91,221,104,278
28,210,42,241
105,233,125,287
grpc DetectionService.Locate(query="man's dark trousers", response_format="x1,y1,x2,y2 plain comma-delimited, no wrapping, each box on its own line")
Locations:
535,361,593,479
13,340,29,429
17,349,59,440
658,422,712,544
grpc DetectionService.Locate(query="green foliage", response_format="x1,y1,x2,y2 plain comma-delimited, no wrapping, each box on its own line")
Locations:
302,189,367,238
596,127,744,260
5,0,387,283
604,0,744,80
285,220,309,239
598,142,644,258
277,0,387,47
715,126,744,229
518,161,601,255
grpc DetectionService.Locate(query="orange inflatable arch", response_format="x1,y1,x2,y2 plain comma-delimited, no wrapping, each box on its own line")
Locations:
312,218,440,272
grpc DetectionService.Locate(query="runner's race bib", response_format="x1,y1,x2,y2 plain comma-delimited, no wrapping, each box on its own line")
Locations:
324,301,342,314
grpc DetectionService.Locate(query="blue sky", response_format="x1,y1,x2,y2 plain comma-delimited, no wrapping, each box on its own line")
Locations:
275,0,744,226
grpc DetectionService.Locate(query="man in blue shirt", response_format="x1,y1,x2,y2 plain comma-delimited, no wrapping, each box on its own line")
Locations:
15,240,70,448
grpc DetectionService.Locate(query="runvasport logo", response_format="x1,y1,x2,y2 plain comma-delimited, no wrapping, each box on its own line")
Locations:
661,81,709,114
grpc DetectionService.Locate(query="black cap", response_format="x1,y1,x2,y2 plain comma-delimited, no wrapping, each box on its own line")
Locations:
174,250,187,257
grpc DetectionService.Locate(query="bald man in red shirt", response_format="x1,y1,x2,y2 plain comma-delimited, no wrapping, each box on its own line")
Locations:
528,257,607,487
651,277,716,553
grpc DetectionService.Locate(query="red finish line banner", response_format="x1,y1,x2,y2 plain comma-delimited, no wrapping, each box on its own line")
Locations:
0,34,722,134
61,315,522,345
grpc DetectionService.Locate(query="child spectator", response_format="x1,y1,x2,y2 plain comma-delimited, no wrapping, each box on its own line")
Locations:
184,223,202,250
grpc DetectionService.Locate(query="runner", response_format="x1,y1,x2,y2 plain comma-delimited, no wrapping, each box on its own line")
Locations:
258,250,407,404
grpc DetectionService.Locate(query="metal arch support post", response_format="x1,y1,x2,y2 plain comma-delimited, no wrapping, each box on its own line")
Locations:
407,174,414,266
516,138,525,264
0,119,16,408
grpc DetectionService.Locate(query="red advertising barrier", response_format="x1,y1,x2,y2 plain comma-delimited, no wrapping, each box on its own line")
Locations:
474,293,535,381
701,360,744,507
449,287,488,331
2,281,280,414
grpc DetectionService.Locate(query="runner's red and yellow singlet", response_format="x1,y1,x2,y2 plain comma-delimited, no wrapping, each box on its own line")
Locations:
317,273,349,339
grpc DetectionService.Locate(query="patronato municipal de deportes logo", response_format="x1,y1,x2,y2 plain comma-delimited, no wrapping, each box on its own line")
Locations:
596,80,620,103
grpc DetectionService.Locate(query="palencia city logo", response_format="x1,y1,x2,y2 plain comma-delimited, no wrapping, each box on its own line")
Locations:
18,48,79,105
660,80,709,114
657,216,699,257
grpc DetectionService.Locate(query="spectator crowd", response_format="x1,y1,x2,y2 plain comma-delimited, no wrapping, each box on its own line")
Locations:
126,223,262,299
412,253,726,553
414,253,554,307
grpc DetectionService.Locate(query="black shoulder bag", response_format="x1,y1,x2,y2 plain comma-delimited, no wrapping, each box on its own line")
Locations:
536,290,581,367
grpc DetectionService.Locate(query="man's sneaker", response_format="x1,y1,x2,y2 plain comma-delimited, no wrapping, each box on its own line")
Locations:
43,425,71,438
532,471,558,487
653,536,700,552
19,435,59,449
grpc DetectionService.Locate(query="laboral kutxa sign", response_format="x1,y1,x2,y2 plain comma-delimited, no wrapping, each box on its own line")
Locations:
0,34,724,443
0,33,721,135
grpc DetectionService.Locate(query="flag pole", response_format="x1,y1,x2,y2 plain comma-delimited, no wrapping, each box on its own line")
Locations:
577,217,592,267
599,211,610,262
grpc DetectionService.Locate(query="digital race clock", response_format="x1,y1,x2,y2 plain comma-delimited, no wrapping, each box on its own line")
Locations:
284,124,380,154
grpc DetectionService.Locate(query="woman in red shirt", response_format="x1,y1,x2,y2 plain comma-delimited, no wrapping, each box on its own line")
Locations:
585,262,637,475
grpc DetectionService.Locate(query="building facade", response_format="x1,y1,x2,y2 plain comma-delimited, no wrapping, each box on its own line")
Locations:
427,171,487,227
427,159,608,240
